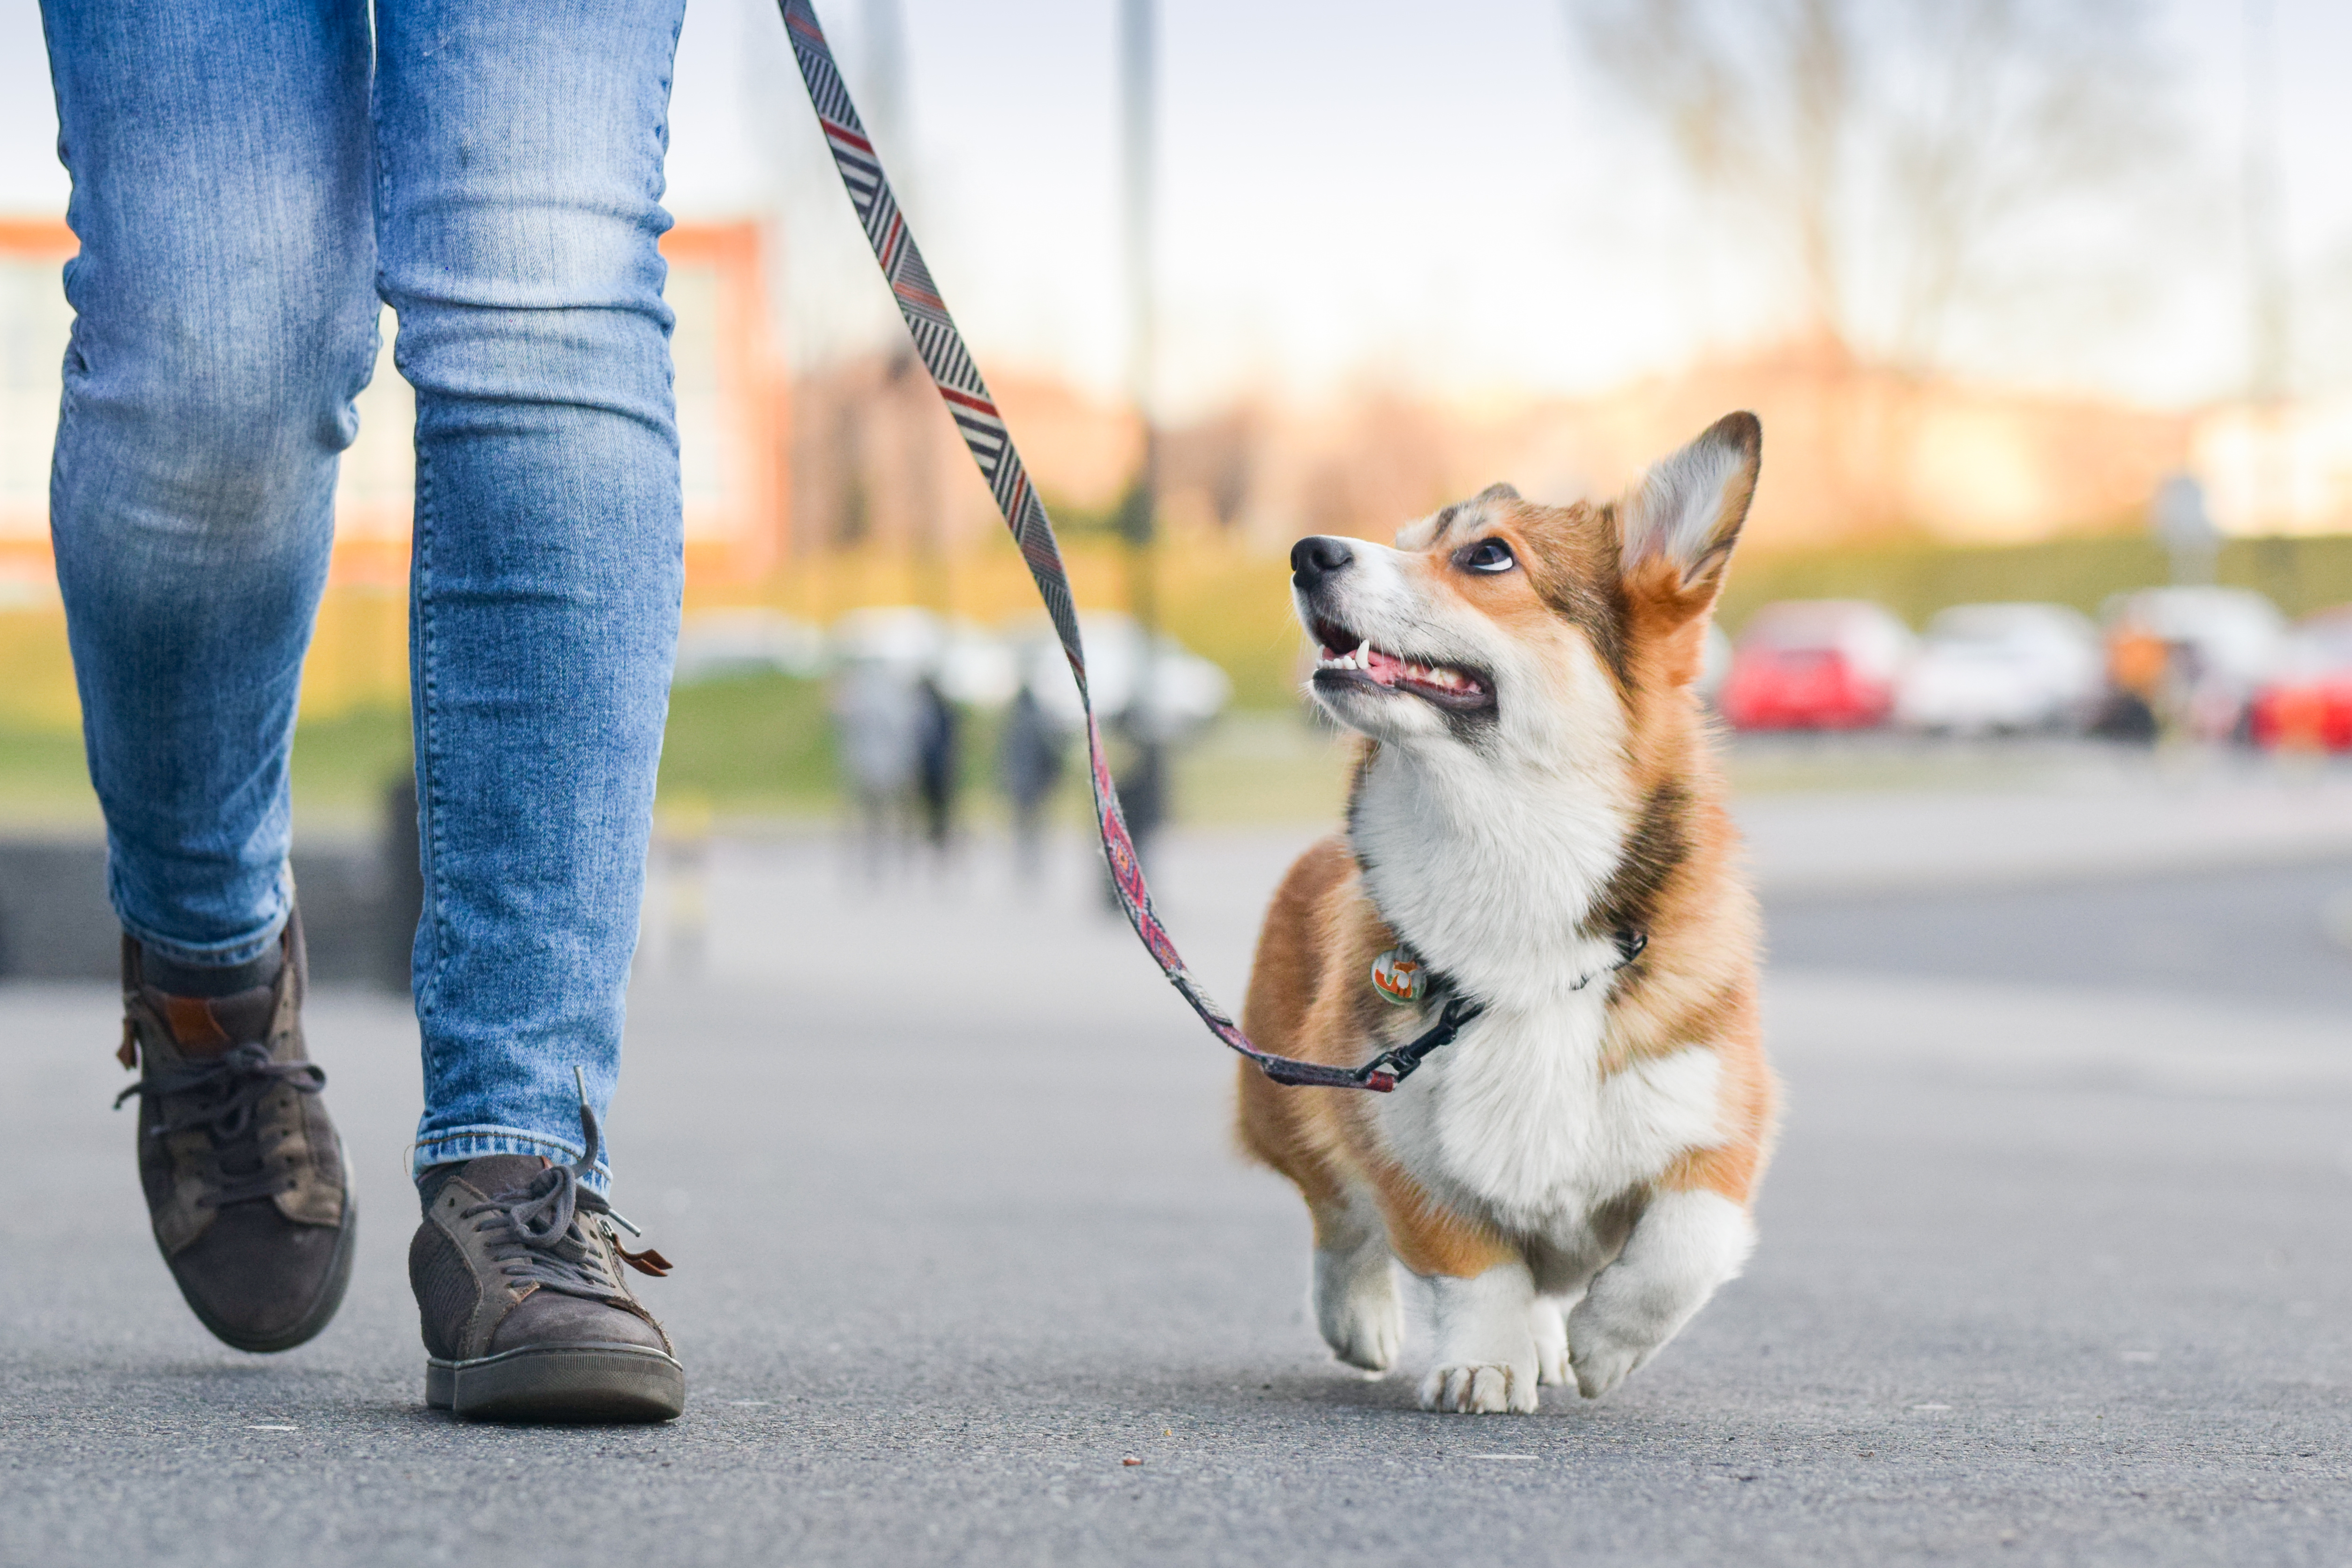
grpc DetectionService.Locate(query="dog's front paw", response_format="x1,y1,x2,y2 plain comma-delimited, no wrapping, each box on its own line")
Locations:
1314,1244,1402,1372
1419,1362,1538,1414
1566,1314,1650,1399
1324,1289,1401,1374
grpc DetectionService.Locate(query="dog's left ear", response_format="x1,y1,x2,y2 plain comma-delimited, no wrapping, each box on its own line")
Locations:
1617,411,1761,618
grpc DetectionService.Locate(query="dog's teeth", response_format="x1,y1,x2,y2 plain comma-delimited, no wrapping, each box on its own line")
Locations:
1355,638,1372,666
1404,661,1455,689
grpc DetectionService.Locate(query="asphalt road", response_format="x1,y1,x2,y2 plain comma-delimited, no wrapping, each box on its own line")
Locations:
1768,855,2352,1010
3,816,2349,1567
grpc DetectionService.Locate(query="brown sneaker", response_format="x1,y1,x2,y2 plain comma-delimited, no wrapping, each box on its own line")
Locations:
410,1090,683,1422
115,909,355,1354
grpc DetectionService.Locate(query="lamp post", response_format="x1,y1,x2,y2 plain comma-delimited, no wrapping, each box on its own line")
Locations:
865,0,947,613
1116,0,1168,858
2241,0,2290,539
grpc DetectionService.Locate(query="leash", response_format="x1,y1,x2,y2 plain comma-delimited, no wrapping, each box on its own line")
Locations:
777,0,1639,1091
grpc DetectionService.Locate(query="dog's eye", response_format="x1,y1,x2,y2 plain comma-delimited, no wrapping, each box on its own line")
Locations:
1459,539,1516,574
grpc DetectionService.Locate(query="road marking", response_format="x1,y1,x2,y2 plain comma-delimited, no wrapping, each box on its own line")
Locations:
1910,1404,1952,1411
246,1424,298,1432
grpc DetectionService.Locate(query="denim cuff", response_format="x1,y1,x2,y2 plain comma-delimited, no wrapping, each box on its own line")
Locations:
411,1125,612,1194
115,901,291,970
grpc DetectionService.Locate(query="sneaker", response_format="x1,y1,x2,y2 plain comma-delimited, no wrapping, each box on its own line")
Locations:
115,908,356,1353
409,1089,683,1422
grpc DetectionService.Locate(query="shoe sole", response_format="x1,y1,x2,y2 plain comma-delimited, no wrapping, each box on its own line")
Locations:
174,1189,359,1356
427,1343,686,1423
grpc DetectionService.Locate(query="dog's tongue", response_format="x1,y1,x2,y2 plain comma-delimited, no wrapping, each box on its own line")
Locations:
1363,645,1406,687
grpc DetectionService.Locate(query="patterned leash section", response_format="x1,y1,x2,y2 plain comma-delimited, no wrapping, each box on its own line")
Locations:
779,0,1389,1092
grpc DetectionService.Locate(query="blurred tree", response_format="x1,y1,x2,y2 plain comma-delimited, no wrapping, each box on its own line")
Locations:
1566,0,2174,373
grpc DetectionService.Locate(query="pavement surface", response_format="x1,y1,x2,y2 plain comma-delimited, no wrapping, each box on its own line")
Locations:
5,787,2352,1567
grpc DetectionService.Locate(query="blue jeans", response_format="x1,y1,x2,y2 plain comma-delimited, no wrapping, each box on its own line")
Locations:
42,0,689,1187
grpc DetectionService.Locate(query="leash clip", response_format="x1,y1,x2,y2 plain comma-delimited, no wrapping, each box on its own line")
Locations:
1351,991,1484,1092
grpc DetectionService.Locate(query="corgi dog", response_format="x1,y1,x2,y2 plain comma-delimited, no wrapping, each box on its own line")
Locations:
1236,413,1775,1415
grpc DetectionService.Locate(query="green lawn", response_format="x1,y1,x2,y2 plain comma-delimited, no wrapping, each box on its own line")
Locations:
655,671,838,813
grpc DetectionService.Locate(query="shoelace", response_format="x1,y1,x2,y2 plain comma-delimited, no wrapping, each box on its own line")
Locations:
114,1041,327,1207
461,1092,671,1300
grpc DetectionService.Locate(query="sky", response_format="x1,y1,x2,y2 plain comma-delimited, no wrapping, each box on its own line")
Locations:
5,0,2352,417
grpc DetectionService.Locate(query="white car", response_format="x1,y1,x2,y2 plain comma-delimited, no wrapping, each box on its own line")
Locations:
1010,611,1231,741
1895,603,2103,735
829,606,1018,707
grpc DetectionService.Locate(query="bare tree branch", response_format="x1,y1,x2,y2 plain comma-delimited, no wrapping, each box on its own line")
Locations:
1565,0,2173,370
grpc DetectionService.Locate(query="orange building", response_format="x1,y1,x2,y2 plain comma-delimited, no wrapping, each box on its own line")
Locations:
0,218,788,595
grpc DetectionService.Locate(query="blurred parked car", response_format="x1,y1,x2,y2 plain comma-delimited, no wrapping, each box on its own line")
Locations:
1894,603,2102,736
2249,605,2352,752
672,608,825,683
1697,622,1732,707
1720,600,1913,731
829,606,1017,707
1011,612,1231,742
2099,587,2286,742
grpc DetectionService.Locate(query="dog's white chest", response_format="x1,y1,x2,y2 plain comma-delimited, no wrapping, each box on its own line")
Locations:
1378,1000,1724,1236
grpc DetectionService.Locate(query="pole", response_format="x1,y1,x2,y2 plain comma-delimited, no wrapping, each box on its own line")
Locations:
1117,0,1167,856
2242,0,2287,408
1120,0,1160,627
864,0,946,612
2242,0,2290,537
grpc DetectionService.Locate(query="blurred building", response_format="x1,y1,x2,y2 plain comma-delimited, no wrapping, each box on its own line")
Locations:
784,337,2232,558
10,212,2352,597
0,221,70,605
2193,401,2352,537
0,218,788,595
1171,344,2206,553
790,356,1143,560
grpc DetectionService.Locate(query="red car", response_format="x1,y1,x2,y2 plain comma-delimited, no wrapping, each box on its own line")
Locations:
1721,600,1914,732
2250,606,2352,751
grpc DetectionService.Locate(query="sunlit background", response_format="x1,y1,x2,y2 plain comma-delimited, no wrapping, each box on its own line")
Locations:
1,0,2349,990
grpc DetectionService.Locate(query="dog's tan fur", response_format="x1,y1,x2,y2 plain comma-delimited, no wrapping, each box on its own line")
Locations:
1235,413,1775,1411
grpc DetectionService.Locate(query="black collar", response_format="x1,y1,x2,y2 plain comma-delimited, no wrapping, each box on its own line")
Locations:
1338,926,1647,1092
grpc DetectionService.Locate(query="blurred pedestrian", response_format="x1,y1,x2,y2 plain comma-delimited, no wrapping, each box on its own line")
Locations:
833,658,921,875
2096,627,2165,742
46,0,688,1419
913,673,961,854
996,681,1066,881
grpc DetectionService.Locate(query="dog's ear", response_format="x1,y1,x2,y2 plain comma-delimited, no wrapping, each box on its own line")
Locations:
1615,412,1760,688
1617,412,1761,614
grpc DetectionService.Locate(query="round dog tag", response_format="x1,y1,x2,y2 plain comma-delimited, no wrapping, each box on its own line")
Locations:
1370,947,1427,1006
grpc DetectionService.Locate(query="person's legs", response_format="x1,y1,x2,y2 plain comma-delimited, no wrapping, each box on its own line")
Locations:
44,0,378,962
374,0,688,1421
42,0,375,1352
374,0,687,1188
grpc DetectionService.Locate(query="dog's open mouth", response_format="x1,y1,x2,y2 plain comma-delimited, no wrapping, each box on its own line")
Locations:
1309,620,1494,712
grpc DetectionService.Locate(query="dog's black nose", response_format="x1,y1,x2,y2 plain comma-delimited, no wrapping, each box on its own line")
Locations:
1290,535,1354,589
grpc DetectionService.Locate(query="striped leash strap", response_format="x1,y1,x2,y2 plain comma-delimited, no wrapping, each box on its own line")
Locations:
778,0,1395,1092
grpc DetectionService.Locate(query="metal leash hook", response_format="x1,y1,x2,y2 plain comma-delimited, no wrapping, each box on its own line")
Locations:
779,0,1650,1090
